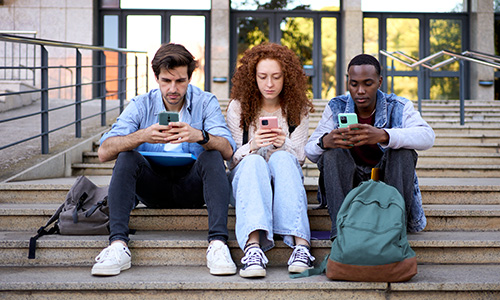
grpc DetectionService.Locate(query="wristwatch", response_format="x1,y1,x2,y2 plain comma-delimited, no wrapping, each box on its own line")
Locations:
197,129,210,145
317,133,328,150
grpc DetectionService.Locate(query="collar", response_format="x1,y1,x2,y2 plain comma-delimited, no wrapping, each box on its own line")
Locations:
346,90,388,128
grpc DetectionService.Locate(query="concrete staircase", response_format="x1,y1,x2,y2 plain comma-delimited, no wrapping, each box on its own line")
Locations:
1,99,500,299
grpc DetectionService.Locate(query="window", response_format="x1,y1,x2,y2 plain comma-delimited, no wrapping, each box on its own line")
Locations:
231,0,339,11
362,0,464,12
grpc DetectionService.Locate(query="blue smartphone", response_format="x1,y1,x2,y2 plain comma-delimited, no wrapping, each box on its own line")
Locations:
338,113,358,128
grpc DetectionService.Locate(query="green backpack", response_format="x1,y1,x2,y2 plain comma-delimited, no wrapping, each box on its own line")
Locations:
292,179,417,282
327,179,417,282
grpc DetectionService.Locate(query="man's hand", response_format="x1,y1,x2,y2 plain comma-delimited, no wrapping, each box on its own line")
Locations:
164,121,203,144
142,123,173,144
321,123,389,149
342,123,389,147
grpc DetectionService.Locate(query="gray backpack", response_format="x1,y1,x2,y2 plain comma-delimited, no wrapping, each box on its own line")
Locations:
28,176,109,259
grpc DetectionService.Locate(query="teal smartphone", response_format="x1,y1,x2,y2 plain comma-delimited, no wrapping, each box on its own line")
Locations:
158,111,179,125
338,113,358,128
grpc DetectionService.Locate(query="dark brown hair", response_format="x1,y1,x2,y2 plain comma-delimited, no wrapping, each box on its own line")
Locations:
230,43,314,130
151,43,198,79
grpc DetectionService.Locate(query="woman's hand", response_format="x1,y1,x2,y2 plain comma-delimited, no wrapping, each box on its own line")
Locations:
250,127,282,151
269,127,286,148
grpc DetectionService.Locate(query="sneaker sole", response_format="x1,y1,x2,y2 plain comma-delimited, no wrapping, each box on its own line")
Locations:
288,265,313,274
91,262,131,276
208,266,237,275
239,268,266,278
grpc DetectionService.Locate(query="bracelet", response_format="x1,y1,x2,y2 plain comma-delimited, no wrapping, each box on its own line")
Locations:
317,132,329,150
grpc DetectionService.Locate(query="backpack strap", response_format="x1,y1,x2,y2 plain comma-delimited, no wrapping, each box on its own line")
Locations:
28,202,65,259
290,253,329,279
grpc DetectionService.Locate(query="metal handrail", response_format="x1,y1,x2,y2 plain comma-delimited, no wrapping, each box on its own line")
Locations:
380,49,500,125
0,33,145,53
0,33,149,154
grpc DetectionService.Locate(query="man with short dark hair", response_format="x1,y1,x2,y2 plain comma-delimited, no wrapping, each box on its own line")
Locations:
305,54,435,240
92,43,237,276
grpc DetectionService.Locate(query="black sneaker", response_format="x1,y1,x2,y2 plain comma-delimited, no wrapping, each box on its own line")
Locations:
287,244,315,273
239,247,268,278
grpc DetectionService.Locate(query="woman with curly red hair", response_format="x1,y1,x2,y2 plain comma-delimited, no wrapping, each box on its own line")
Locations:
227,43,315,278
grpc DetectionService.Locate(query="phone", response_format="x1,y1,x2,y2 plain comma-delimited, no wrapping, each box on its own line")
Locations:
259,116,279,129
338,113,358,128
158,111,179,125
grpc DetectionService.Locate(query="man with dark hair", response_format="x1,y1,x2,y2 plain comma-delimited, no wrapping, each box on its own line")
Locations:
92,43,237,276
305,54,435,240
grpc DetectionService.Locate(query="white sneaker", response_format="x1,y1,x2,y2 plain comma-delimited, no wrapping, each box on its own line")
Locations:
91,243,132,276
288,244,315,273
206,240,237,275
239,247,268,278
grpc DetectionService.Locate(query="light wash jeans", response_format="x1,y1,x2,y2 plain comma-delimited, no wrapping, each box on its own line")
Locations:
230,151,311,251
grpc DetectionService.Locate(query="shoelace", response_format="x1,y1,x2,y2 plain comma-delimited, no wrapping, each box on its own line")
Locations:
95,245,124,263
241,247,269,267
287,245,315,266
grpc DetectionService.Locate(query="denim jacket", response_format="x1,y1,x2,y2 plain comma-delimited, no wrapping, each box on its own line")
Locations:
305,90,435,232
100,85,236,158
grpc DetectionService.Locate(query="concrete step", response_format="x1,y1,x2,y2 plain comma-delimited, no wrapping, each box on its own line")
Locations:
305,118,500,128
75,155,498,177
302,163,500,178
430,124,500,134
422,113,500,120
426,142,500,152
2,177,499,206
415,165,500,178
417,153,500,165
3,203,500,232
2,231,500,267
2,264,500,299
83,150,500,165
432,134,500,143
306,114,500,122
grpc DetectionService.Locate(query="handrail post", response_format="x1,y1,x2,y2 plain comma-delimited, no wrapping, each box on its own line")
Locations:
459,59,465,125
417,66,423,114
40,46,49,154
145,55,149,93
100,51,106,126
135,54,139,96
391,60,395,94
118,52,125,113
75,49,82,138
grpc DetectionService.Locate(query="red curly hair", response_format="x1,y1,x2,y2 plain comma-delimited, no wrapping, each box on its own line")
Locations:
229,43,314,130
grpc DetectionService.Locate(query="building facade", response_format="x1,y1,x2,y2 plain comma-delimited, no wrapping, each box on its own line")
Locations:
0,0,497,101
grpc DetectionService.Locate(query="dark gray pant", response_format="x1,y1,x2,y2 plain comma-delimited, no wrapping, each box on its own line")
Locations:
317,148,417,240
108,150,231,244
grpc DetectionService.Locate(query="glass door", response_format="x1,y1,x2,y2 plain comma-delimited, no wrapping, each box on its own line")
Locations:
231,11,340,99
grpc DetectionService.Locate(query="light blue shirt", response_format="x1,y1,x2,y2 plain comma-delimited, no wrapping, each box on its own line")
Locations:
100,84,236,158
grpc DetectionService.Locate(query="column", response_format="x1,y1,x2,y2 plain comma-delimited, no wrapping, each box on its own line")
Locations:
469,0,494,100
341,0,363,88
211,0,230,99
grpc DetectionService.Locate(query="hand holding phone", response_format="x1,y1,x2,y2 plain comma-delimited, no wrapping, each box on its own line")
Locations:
158,111,179,126
338,113,358,147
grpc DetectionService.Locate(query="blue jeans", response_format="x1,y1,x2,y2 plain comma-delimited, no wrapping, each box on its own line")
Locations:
317,148,426,240
230,151,311,252
108,150,231,244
